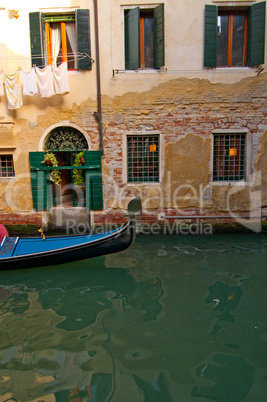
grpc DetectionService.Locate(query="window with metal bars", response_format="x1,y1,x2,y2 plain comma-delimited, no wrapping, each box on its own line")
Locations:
0,155,15,177
127,135,159,182
213,134,246,181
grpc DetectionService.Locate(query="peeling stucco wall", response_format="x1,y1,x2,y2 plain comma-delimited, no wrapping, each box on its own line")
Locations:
101,73,267,217
0,71,266,221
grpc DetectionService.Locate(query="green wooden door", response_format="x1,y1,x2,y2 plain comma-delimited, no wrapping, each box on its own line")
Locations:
29,152,60,211
29,152,48,211
84,151,103,210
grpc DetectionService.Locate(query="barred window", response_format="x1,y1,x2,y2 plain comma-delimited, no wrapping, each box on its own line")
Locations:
0,155,15,177
127,135,159,182
213,134,246,181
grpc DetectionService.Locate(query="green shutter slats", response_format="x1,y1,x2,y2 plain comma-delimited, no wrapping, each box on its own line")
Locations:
153,4,165,69
29,12,46,67
204,5,218,68
125,7,140,70
84,151,103,210
248,1,266,66
29,152,47,211
76,9,92,70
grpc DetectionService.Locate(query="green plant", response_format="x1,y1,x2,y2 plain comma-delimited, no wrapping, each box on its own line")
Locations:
73,152,85,187
42,152,62,185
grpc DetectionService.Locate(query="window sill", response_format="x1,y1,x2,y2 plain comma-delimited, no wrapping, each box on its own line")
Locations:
113,69,165,75
0,177,16,180
126,182,161,186
212,180,248,185
214,67,255,72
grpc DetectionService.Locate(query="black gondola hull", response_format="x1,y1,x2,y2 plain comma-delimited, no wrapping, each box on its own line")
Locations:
0,219,134,270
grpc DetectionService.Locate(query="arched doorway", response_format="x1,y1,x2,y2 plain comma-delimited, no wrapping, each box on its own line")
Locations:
29,127,103,212
45,126,89,207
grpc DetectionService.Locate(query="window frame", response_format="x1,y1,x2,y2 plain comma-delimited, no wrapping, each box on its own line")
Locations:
45,14,76,69
217,10,248,67
29,9,92,71
211,130,251,183
121,4,165,71
123,131,162,184
0,154,16,178
204,2,266,68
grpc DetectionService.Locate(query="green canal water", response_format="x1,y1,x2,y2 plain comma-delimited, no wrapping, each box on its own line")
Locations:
0,233,266,402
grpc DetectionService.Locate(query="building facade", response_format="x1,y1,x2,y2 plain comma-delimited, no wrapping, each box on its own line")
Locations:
0,0,266,230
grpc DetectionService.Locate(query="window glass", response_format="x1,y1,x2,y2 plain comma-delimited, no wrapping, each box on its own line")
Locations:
142,11,154,68
217,12,247,67
232,15,245,66
217,15,229,67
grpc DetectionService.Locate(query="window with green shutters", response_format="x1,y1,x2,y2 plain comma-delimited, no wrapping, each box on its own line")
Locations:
125,4,164,70
213,134,246,181
29,9,92,70
127,135,159,182
204,2,266,67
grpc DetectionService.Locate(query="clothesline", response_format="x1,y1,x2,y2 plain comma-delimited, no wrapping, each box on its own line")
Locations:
0,52,93,74
0,62,70,109
0,52,91,60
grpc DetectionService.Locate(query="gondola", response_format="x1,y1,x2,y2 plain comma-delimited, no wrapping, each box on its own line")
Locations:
0,197,141,270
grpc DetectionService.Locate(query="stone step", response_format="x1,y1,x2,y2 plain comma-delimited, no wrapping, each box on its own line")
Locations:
48,207,90,231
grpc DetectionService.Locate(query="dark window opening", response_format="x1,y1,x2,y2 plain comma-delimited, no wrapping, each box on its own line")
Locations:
217,11,247,67
140,11,154,68
213,134,246,181
127,135,159,182
0,155,15,177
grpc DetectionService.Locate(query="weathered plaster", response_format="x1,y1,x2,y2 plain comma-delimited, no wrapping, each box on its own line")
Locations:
163,133,211,209
255,130,267,207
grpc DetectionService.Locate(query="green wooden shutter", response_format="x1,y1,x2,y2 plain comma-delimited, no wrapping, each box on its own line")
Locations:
125,7,140,70
29,12,46,67
204,5,218,67
29,152,47,211
84,151,103,210
153,4,165,69
247,1,266,66
76,9,92,70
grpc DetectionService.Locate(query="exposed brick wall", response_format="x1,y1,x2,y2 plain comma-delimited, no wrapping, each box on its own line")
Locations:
99,75,267,217
0,213,42,227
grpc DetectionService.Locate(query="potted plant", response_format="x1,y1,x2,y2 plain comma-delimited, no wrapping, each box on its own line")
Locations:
73,152,85,187
42,152,62,185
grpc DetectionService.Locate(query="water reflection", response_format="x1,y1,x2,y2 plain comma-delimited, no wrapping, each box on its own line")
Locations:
192,354,254,401
205,279,244,336
0,234,266,401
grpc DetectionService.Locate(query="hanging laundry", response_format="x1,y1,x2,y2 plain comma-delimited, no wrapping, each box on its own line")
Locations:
52,62,70,95
21,68,38,96
4,71,23,109
0,73,4,97
36,65,55,97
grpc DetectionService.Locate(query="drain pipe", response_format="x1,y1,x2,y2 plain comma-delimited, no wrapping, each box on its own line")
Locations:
93,0,104,156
